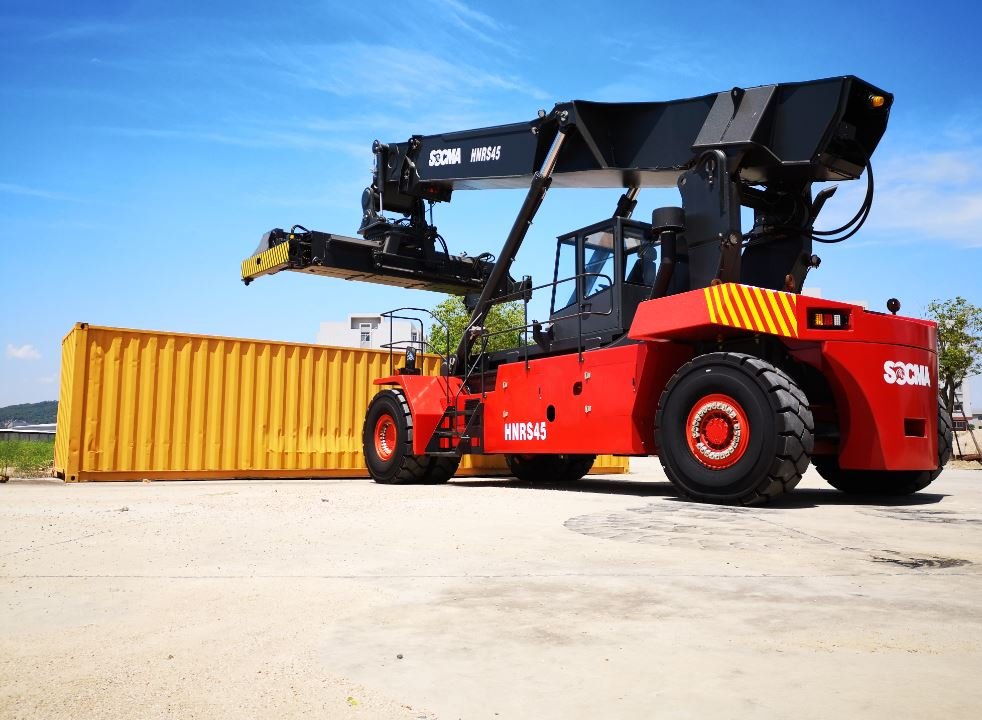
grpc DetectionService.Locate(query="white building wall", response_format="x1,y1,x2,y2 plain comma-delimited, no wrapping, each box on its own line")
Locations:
955,378,973,418
316,314,421,351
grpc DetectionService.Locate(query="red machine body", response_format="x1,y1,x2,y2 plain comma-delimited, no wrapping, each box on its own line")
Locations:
378,284,940,474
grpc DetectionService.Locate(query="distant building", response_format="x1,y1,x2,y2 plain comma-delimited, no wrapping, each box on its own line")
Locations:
957,380,973,416
317,313,421,351
0,423,56,442
953,380,973,431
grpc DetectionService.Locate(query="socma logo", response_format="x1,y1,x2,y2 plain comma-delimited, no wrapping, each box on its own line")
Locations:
883,361,931,387
428,147,461,167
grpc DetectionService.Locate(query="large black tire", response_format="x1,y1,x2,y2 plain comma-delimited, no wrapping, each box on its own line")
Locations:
815,400,953,495
655,352,814,505
419,456,461,485
505,454,596,483
363,388,432,484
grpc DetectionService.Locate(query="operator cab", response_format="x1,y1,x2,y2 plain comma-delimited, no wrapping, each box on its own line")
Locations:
546,216,657,351
484,206,688,366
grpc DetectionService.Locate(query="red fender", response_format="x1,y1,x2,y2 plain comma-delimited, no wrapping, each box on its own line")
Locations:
374,375,463,455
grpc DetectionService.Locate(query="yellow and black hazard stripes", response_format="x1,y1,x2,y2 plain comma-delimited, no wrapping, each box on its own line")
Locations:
704,284,799,338
241,241,291,280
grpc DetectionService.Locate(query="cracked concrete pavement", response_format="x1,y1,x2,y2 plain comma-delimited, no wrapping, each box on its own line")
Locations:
2,459,980,719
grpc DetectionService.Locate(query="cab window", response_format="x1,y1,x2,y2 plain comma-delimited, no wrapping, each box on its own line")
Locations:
583,230,615,299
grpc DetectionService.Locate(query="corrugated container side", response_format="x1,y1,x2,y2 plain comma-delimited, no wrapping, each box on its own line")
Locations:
54,325,628,481
458,453,628,476
53,329,75,476
54,323,88,480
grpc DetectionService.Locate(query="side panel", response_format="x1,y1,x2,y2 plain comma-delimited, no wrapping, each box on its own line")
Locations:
483,342,693,455
815,342,938,470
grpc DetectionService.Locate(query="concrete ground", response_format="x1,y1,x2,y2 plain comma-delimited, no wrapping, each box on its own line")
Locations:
1,461,980,720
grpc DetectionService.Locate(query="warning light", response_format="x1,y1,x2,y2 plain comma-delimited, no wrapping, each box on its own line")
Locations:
869,95,886,108
808,309,851,330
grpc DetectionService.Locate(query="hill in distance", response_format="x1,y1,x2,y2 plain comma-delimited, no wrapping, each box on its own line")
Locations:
0,400,58,427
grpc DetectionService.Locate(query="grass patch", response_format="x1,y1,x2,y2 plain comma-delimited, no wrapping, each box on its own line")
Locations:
0,439,55,479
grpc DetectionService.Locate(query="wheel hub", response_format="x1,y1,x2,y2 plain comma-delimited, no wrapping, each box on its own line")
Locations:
374,415,397,461
685,393,750,469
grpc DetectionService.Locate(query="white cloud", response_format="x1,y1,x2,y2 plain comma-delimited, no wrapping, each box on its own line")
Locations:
0,182,77,202
435,0,499,32
6,344,41,360
815,147,982,248
100,125,365,154
881,151,978,185
39,375,56,384
37,21,134,43
431,0,515,54
872,188,982,247
941,113,982,146
275,43,547,107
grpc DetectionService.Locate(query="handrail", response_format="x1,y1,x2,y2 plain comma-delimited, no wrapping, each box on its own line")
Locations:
380,338,446,355
475,271,614,344
451,270,614,407
379,271,616,448
492,271,610,307
381,306,452,405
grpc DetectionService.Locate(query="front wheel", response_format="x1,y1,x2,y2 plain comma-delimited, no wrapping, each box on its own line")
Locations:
363,388,433,484
420,456,461,485
655,352,814,505
815,399,953,495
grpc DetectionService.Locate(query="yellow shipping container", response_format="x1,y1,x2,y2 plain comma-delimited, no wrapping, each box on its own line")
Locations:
55,324,629,482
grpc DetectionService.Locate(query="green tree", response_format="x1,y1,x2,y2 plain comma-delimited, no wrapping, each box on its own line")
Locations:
428,296,526,356
926,296,982,415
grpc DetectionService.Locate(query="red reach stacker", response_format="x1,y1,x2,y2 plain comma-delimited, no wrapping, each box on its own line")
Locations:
242,76,952,504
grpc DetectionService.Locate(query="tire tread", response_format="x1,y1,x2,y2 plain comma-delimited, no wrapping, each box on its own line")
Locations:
655,352,814,505
364,388,434,485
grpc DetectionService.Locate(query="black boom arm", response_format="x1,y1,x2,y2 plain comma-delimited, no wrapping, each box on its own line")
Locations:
242,76,891,365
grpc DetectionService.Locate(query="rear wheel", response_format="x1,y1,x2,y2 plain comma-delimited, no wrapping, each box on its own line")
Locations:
815,399,953,495
363,388,432,484
506,454,596,483
655,352,813,505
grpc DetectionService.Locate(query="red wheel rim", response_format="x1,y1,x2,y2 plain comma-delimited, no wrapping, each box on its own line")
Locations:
685,393,750,469
374,414,397,461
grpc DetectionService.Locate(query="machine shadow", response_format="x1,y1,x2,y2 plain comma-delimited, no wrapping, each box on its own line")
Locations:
451,477,948,508
761,488,948,510
450,477,677,497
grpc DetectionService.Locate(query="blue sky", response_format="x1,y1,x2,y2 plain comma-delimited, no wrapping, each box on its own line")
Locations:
1,0,981,410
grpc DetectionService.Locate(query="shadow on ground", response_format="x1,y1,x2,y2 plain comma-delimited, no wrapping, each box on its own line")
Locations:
451,478,677,497
450,477,948,509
